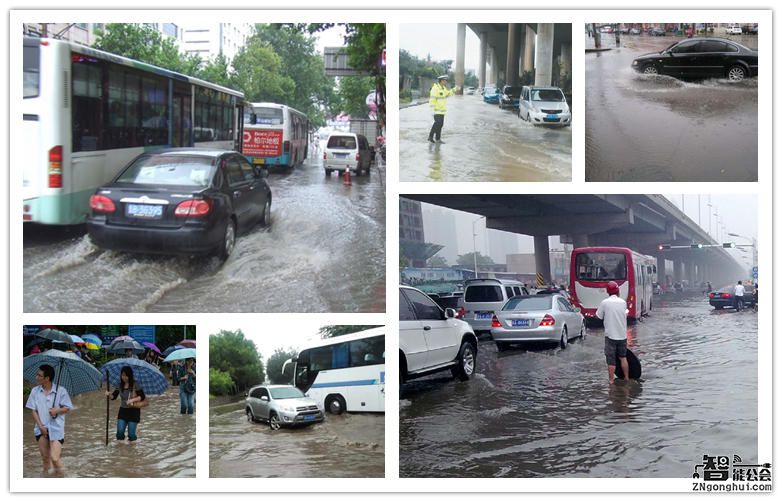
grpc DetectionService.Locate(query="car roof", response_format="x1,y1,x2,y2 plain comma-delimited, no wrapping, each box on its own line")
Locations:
250,384,296,390
523,85,564,91
140,147,232,158
327,132,358,138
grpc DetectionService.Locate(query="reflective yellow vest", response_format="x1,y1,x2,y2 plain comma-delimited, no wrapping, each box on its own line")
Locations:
429,82,455,114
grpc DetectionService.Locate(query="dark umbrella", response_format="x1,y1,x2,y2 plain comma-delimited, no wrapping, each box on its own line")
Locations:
35,328,75,347
162,345,185,357
178,339,196,348
102,358,169,395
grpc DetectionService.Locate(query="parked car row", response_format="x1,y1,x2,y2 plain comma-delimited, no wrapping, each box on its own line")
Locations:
480,83,571,128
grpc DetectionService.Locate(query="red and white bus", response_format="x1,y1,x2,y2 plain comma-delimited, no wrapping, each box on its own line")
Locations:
569,247,656,321
242,102,309,168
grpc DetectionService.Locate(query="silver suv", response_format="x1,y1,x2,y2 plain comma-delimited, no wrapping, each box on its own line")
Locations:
399,285,478,387
245,385,324,430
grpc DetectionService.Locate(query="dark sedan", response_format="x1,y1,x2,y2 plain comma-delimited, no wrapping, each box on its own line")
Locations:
632,37,758,81
708,288,756,310
87,148,272,260
498,85,521,110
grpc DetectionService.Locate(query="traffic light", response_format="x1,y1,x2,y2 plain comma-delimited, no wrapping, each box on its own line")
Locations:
658,244,671,250
723,242,736,248
690,243,703,249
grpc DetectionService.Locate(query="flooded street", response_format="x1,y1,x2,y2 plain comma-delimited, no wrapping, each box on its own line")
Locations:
23,387,195,478
399,96,571,182
23,156,386,313
585,34,758,182
209,400,384,478
400,294,758,478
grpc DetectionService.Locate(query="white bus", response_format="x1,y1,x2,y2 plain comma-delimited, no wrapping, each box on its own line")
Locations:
22,37,245,225
285,327,385,414
242,102,309,168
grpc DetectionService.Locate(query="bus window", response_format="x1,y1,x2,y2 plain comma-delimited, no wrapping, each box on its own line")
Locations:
23,42,40,98
72,59,103,152
575,252,627,281
349,336,385,367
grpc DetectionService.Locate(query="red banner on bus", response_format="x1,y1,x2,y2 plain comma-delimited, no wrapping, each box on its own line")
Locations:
243,130,283,157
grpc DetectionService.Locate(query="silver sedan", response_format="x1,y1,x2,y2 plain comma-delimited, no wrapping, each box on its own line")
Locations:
490,293,585,351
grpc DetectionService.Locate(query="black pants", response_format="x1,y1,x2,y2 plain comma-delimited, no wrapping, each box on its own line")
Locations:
734,295,744,311
429,114,445,140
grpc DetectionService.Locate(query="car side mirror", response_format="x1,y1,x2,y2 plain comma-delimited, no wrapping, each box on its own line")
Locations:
261,396,269,402
445,308,456,319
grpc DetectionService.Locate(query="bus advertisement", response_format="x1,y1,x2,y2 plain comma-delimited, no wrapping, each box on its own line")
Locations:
242,102,309,168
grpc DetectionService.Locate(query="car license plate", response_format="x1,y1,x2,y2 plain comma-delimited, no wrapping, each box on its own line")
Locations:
303,414,316,421
252,158,265,164
512,319,530,327
546,114,559,119
335,153,348,158
126,203,162,219
475,312,492,320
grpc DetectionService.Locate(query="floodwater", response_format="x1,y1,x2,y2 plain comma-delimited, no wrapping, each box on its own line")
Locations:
23,155,386,313
400,294,758,478
585,33,758,182
23,387,195,477
399,95,571,182
209,400,384,478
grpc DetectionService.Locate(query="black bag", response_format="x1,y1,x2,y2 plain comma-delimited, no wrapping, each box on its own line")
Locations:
183,378,196,395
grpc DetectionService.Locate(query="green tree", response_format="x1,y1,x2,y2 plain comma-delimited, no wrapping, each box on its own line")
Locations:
456,252,495,268
209,329,265,393
230,39,294,105
428,255,449,268
335,76,376,117
266,348,298,384
93,24,202,75
319,325,382,339
197,53,232,88
209,368,236,396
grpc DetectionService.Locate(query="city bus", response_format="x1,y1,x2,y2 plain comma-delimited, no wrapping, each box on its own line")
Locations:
242,102,309,168
22,37,245,225
284,327,385,415
569,246,656,321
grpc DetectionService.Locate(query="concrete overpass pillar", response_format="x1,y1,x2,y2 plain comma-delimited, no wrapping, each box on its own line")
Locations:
534,235,552,286
685,261,695,287
506,23,520,86
478,31,488,89
523,25,535,73
560,42,572,82
656,255,666,284
535,23,555,86
673,259,683,283
455,23,466,93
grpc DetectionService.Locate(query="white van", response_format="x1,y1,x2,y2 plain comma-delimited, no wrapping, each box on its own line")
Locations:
323,132,372,176
457,278,529,335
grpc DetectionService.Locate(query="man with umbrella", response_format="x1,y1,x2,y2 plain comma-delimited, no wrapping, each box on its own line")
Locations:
25,364,73,473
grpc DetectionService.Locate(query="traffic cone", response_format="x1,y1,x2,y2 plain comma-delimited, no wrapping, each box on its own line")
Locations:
343,168,351,186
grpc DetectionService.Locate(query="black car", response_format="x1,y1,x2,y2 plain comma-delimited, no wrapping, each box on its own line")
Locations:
632,37,758,81
87,148,272,260
708,288,756,310
498,85,521,110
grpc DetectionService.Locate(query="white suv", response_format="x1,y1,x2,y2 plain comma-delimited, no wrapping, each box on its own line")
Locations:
457,278,528,335
399,285,478,386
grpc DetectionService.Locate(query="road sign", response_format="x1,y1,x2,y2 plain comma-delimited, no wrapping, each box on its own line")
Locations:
752,266,758,279
129,325,156,344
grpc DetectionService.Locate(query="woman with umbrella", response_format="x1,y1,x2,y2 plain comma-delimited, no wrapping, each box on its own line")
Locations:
179,358,196,415
25,364,73,473
105,366,147,442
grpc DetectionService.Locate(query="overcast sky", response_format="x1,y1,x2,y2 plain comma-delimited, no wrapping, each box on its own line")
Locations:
400,23,481,73
204,320,325,362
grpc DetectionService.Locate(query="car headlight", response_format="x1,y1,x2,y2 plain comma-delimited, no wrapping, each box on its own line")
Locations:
632,60,639,66
280,406,295,414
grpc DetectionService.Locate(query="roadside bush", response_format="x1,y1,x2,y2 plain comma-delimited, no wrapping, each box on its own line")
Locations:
209,368,236,396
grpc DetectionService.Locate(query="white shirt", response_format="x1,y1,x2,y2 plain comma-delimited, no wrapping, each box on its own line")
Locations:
596,295,628,341
25,384,73,441
734,284,745,297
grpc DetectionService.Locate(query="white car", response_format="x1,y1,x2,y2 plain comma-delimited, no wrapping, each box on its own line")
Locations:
399,285,478,386
457,278,528,335
323,132,372,176
727,25,743,35
518,86,572,127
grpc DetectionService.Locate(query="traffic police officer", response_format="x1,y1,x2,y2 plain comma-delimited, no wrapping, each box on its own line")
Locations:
428,75,456,143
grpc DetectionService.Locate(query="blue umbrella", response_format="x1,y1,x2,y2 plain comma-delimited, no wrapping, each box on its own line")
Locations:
82,334,103,347
162,345,185,357
23,349,103,397
107,339,145,355
102,358,169,395
70,335,86,345
163,348,196,362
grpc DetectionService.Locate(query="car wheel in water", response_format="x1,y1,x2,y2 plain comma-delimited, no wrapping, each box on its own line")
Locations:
326,395,346,415
260,200,271,227
579,323,586,340
642,64,658,75
727,65,746,81
269,412,281,431
218,219,236,260
451,342,476,381
246,408,255,423
495,341,508,352
559,326,569,349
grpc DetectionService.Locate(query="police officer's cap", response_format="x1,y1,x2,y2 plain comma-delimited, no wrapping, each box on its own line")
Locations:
437,75,448,81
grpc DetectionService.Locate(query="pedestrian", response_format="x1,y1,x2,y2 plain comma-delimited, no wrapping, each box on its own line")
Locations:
615,30,620,47
124,348,138,359
706,281,713,293
170,360,181,386
428,75,456,144
106,366,147,443
30,344,41,355
179,358,196,415
595,281,630,384
734,280,745,311
25,364,73,474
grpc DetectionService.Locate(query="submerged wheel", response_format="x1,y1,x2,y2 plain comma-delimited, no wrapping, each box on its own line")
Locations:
727,65,747,81
246,408,256,423
325,395,346,415
451,341,476,381
269,412,281,431
260,199,271,227
642,64,659,75
218,219,236,260
559,326,569,349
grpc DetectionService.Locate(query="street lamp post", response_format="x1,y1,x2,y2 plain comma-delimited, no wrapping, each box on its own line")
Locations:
728,232,757,272
472,216,486,279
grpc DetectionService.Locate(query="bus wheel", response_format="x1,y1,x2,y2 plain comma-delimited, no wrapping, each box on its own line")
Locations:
326,395,346,415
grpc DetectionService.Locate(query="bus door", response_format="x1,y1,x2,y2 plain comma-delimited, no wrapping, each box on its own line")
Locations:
172,82,191,147
234,101,244,153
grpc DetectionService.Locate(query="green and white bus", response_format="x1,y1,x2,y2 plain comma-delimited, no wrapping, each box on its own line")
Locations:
22,37,245,225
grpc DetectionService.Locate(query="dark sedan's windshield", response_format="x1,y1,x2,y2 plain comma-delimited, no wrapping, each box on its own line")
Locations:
661,42,678,53
116,155,216,187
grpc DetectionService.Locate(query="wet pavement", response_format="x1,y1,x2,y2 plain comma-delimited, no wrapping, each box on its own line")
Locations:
23,154,386,313
399,95,571,182
209,400,384,478
400,293,758,478
586,33,758,182
23,387,195,477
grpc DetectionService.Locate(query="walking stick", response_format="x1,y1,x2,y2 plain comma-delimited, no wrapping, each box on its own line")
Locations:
105,369,110,446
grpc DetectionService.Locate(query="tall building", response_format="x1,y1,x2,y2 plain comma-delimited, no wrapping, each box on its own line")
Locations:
22,22,183,48
179,23,254,63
